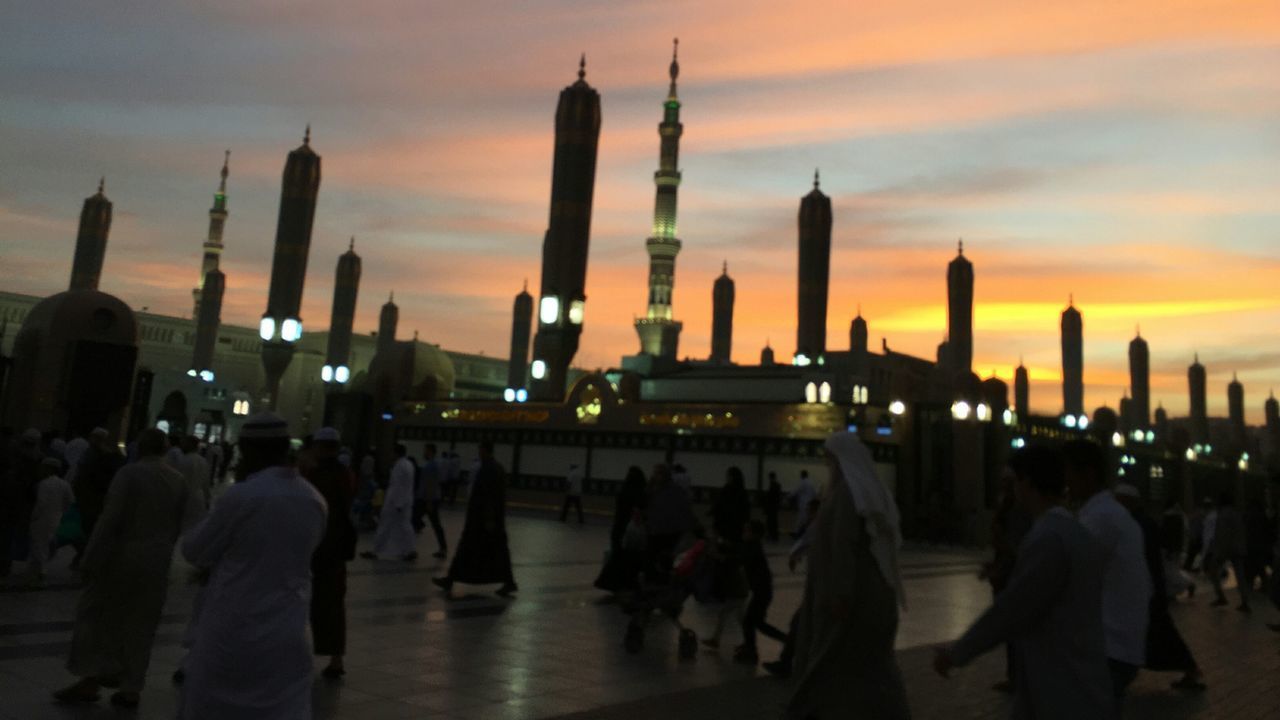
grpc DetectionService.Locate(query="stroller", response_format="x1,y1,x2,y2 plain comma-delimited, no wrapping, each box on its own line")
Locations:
623,533,712,659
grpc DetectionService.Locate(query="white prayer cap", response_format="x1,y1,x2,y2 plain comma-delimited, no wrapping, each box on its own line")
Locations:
21,428,40,443
239,412,290,440
1114,483,1141,499
314,427,341,443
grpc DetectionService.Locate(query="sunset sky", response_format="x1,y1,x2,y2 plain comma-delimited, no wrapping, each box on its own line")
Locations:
2,1,1278,422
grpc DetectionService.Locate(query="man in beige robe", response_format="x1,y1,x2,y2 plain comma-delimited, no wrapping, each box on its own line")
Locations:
53,429,201,709
788,432,911,720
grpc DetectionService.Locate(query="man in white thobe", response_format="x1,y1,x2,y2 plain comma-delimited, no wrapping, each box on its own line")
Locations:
175,436,212,512
788,470,817,536
55,429,199,709
179,413,326,720
363,443,417,561
1065,439,1151,709
28,457,74,584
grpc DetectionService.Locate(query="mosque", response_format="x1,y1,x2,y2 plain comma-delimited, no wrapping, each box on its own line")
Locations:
1,42,1275,543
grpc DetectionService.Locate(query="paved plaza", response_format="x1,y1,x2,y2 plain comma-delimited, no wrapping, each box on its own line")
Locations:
1,498,1277,720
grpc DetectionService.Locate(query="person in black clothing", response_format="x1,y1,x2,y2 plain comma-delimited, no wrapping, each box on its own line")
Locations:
300,428,358,679
433,440,517,598
762,473,782,542
1114,484,1206,691
710,466,751,544
594,467,647,594
737,520,787,664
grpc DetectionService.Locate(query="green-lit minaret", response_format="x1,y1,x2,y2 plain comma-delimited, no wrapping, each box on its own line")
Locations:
192,151,229,318
634,39,685,360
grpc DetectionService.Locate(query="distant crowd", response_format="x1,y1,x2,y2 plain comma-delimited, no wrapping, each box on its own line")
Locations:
2,422,1276,719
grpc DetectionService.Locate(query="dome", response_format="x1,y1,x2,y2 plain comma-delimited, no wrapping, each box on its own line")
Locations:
406,341,455,400
19,289,137,347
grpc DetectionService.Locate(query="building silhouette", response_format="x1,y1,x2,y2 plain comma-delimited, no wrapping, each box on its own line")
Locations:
190,268,224,381
710,262,734,365
192,152,229,318
322,238,361,387
507,282,534,395
260,127,321,409
1188,354,1208,444
1128,329,1150,429
1061,297,1083,417
1228,372,1245,449
68,178,112,292
530,56,602,402
1014,360,1029,420
634,40,685,362
945,241,974,376
795,170,831,364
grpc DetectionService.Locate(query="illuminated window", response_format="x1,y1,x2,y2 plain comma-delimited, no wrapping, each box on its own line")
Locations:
258,317,275,341
531,360,547,380
568,300,585,325
819,381,832,404
539,297,560,324
804,382,818,404
852,384,868,405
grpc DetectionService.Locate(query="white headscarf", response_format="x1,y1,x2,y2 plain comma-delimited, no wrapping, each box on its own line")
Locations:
823,431,906,609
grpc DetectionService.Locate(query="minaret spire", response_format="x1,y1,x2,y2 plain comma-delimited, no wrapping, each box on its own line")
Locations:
813,168,820,189
633,40,686,361
304,124,311,145
348,236,355,251
97,176,105,195
194,152,231,317
578,53,586,81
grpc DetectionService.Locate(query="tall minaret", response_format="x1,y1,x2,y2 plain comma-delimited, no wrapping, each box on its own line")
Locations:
947,240,974,375
1061,296,1083,417
1128,328,1150,430
634,39,685,360
1188,354,1208,444
1014,359,1029,420
377,292,398,358
190,269,224,382
710,262,734,365
530,56,602,401
507,281,534,395
193,151,230,318
322,238,361,386
69,178,112,292
260,127,321,409
1265,390,1279,433
1228,372,1245,449
795,170,831,363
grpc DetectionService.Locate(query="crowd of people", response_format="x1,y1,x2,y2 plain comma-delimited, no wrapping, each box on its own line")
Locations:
936,440,1280,719
3,420,1276,718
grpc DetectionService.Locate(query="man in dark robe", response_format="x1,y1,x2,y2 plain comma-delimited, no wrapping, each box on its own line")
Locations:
301,428,356,679
432,440,516,598
1113,484,1205,691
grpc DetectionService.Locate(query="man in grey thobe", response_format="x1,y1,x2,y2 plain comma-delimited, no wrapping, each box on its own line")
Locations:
935,445,1114,720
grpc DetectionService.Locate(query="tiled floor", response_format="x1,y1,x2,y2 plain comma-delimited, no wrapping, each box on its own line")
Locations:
1,500,1276,719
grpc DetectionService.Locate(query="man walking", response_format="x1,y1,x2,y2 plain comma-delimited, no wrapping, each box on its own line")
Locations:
560,463,585,524
433,440,517,598
418,444,448,559
1064,439,1151,709
54,429,201,709
178,412,327,719
302,428,357,680
1206,491,1250,611
364,444,417,562
934,445,1114,720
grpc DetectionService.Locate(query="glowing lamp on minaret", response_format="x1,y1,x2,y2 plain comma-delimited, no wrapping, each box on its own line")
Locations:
322,238,361,385
261,126,321,409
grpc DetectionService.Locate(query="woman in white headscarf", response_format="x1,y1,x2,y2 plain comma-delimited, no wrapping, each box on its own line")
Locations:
787,432,911,720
